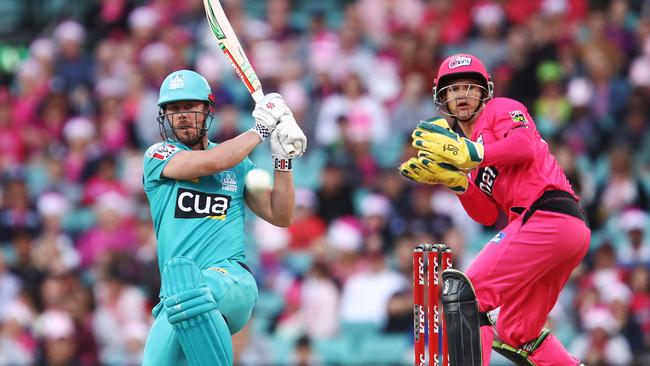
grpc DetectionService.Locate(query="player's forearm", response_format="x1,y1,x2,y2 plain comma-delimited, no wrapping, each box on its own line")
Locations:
209,131,262,171
163,131,261,180
268,171,295,227
482,129,536,166
457,183,499,226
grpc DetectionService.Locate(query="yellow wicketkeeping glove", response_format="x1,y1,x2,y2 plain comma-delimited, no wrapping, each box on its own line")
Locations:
399,153,468,194
411,117,484,170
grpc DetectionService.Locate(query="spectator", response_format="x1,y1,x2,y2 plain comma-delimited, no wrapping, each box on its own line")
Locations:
33,310,80,366
300,261,340,339
0,298,36,365
591,145,649,228
32,193,79,275
0,251,21,309
286,188,326,251
339,246,407,326
76,192,136,268
616,208,650,268
570,307,632,366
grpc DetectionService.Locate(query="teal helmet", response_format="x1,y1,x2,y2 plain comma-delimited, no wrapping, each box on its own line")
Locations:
157,70,216,145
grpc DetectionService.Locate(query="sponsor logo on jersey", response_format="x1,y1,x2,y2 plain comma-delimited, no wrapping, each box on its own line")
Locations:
448,55,472,69
509,110,528,125
475,166,499,196
146,143,179,161
477,134,483,145
175,188,231,219
490,231,506,244
220,171,238,192
170,74,184,89
207,267,229,275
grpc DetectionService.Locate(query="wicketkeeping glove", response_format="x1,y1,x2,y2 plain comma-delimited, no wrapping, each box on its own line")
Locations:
251,93,291,140
399,153,468,194
411,117,484,170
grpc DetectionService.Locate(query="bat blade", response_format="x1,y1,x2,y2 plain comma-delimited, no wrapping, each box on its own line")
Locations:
203,0,263,101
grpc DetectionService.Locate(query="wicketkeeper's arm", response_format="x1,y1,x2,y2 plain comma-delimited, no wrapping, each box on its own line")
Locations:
482,127,536,166
457,183,500,226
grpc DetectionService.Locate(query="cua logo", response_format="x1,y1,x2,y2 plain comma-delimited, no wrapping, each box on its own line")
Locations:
175,188,231,219
448,56,472,69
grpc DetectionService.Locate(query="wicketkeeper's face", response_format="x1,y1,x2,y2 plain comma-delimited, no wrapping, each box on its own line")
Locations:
163,101,209,144
441,79,485,122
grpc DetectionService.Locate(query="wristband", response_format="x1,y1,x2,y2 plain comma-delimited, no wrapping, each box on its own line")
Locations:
273,156,293,171
250,122,271,140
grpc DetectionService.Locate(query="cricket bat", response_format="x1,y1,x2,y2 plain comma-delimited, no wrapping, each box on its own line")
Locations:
203,0,297,158
203,0,264,102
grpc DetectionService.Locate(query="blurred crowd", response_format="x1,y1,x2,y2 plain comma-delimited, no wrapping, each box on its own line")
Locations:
0,0,649,365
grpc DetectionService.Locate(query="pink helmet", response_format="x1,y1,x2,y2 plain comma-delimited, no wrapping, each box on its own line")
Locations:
433,54,494,106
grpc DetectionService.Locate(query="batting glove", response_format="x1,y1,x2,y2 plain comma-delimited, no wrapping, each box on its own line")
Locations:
275,115,307,158
411,117,483,170
251,93,291,141
270,129,292,171
399,152,468,194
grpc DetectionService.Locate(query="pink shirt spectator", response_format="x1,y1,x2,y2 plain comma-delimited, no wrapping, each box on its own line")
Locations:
77,193,136,267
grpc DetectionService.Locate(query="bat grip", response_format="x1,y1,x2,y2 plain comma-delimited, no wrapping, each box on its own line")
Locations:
251,89,264,103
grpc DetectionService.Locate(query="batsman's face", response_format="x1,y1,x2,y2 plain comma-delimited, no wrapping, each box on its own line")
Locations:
442,79,484,121
164,101,208,143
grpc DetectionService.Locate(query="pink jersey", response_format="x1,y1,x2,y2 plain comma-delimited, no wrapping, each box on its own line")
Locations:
463,98,574,222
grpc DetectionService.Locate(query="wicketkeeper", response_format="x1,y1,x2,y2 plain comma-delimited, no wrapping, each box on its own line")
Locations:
400,54,590,366
141,70,306,365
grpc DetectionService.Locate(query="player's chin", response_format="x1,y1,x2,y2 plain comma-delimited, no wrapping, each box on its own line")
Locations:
176,132,197,144
455,110,471,120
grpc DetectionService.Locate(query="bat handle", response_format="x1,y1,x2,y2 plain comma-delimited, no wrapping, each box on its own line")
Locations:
251,89,264,103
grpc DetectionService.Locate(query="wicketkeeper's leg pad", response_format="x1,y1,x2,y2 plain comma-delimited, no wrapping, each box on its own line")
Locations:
441,269,483,366
162,256,232,366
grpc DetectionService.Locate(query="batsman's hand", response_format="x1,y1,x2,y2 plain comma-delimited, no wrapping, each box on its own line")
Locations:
412,117,483,170
399,153,468,194
251,93,291,141
270,129,293,171
275,115,307,158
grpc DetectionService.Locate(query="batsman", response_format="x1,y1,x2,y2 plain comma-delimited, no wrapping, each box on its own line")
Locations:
400,54,590,366
141,70,306,365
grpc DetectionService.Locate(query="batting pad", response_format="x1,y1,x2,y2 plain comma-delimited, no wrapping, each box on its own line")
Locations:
162,257,233,366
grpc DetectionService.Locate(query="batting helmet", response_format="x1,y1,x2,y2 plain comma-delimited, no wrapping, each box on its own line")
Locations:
157,70,216,144
158,70,214,107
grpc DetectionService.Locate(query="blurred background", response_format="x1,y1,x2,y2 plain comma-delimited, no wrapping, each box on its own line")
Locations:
0,0,649,365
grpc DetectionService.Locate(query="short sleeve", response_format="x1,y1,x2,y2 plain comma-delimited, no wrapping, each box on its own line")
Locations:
242,156,256,175
143,142,181,189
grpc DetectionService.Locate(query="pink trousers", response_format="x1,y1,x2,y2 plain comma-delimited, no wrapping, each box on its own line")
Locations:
466,210,590,365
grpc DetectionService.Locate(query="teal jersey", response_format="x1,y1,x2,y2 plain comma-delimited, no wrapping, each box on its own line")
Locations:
142,141,255,273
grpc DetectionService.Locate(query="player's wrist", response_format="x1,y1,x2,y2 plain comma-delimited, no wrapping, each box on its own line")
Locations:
272,155,292,171
250,122,272,141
